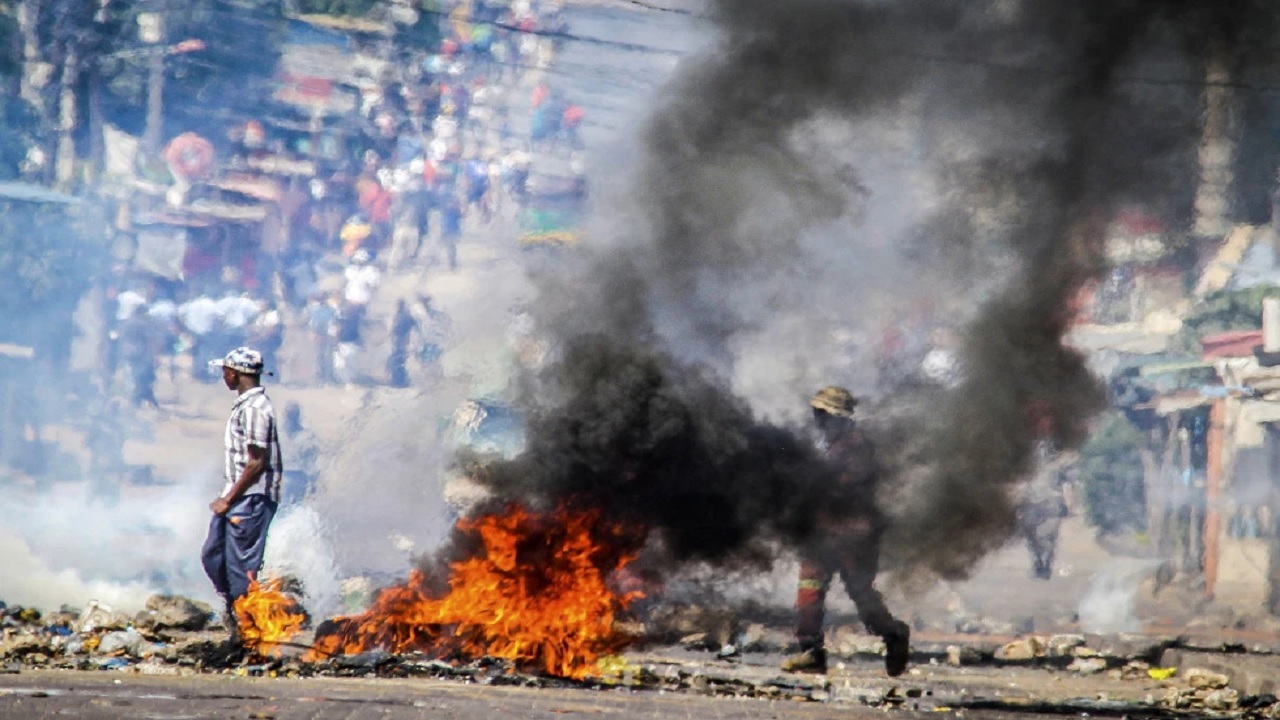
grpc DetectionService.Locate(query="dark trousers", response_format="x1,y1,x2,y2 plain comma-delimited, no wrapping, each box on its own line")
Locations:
796,527,897,650
129,359,158,408
442,232,459,270
1018,503,1063,580
202,494,277,602
387,349,410,388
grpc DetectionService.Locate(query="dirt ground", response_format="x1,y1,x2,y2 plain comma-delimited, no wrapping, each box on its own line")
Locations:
0,646,1193,720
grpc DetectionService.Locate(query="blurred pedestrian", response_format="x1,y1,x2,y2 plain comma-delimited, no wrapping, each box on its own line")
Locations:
279,401,319,507
1017,413,1075,581
334,301,364,386
464,154,492,222
119,305,159,409
387,299,419,388
343,250,381,311
305,295,339,385
441,192,464,270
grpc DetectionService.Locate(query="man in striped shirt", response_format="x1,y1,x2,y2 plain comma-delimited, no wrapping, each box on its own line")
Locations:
201,347,283,640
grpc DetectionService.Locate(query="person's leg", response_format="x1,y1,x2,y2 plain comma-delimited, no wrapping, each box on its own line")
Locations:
388,350,409,387
140,362,159,408
128,361,144,407
201,513,231,597
783,557,832,672
839,531,910,677
1020,507,1054,579
315,336,333,384
201,513,238,637
224,495,278,601
446,234,458,270
1025,528,1045,577
796,560,832,651
1034,516,1061,580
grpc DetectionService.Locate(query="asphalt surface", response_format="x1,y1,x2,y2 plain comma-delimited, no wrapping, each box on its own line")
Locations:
0,640,1221,720
0,668,1049,720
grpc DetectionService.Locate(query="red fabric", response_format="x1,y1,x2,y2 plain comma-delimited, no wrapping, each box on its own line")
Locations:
357,180,393,224
795,561,829,648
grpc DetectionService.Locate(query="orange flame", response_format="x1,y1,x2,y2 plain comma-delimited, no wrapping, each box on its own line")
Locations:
306,505,643,679
235,577,307,657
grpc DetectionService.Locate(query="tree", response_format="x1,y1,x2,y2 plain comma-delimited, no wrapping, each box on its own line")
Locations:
0,95,42,179
2,4,30,176
1077,411,1148,537
0,4,20,81
1175,285,1271,354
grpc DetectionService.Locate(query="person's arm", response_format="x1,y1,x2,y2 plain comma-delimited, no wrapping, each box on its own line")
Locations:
210,444,267,515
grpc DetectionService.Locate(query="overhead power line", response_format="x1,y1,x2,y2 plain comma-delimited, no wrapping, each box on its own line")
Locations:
606,0,703,17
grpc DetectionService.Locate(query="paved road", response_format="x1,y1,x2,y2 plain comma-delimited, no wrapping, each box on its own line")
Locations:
0,669,1049,720
0,642,1192,720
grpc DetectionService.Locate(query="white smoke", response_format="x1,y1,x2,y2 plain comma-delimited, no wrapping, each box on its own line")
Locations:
262,505,344,619
0,480,213,613
1077,559,1158,634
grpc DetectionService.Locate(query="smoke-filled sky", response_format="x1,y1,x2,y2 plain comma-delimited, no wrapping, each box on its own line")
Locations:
473,0,1280,583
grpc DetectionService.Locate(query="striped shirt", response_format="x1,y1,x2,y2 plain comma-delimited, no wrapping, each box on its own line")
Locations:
223,386,283,502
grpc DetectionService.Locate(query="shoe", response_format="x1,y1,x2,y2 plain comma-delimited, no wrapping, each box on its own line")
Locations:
884,620,910,677
781,647,827,674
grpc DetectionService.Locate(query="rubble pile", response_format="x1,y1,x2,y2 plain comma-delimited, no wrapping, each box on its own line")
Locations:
1149,668,1280,717
937,632,1180,670
1158,668,1240,712
660,615,792,656
1,594,827,701
0,597,230,675
8,595,1280,716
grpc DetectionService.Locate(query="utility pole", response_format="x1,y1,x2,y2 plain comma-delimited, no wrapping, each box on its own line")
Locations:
1192,38,1239,239
17,0,47,113
17,0,54,181
54,42,79,188
138,11,166,154
86,0,110,183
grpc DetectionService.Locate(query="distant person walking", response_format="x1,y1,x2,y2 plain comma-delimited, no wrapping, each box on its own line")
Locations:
279,402,319,507
306,295,340,385
387,299,420,388
119,305,159,409
441,193,464,270
201,347,282,643
1017,441,1073,581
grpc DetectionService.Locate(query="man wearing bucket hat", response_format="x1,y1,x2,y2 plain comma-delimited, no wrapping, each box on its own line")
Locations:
783,386,910,677
201,347,283,642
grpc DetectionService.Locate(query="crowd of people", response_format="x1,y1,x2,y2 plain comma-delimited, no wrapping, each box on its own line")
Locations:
98,0,580,406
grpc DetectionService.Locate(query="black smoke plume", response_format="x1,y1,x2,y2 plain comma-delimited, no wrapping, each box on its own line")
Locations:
472,336,836,564
461,0,1280,582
